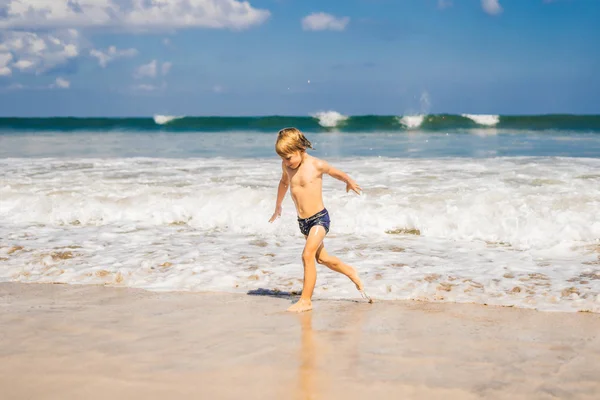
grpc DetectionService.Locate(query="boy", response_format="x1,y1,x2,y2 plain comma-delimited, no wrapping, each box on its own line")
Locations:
268,127,372,312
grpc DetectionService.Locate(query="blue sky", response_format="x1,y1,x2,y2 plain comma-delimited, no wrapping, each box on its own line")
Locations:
0,0,598,116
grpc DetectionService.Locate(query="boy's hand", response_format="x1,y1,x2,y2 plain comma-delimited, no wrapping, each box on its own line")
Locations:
269,206,282,223
346,180,362,195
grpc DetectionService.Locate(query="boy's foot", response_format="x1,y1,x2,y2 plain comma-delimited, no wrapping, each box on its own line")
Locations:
359,289,374,304
287,298,313,313
348,270,373,303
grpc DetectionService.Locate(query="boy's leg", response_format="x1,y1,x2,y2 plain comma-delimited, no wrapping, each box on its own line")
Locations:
287,225,327,313
315,244,364,291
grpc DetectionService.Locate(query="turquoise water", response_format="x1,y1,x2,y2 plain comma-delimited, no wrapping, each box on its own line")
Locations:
1,113,600,158
1,129,600,158
1,114,600,132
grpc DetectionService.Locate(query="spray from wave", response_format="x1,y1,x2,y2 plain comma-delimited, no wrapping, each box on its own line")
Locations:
462,114,500,126
397,115,425,129
396,91,431,129
153,115,184,125
312,111,348,128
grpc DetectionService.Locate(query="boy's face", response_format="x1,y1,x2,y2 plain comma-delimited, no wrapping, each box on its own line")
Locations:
281,151,303,169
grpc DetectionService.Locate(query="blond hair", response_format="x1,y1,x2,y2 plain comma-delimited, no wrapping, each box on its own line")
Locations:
275,127,313,157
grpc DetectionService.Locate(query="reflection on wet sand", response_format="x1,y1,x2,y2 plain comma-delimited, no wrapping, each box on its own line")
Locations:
295,303,370,399
3,284,600,400
297,312,316,400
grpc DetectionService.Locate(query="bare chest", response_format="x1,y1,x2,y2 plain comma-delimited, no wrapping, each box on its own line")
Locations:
287,165,319,189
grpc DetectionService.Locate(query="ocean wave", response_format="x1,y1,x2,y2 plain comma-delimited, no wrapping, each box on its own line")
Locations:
397,115,425,129
153,115,184,125
461,114,500,126
2,157,599,312
1,114,600,132
2,157,599,249
312,111,348,128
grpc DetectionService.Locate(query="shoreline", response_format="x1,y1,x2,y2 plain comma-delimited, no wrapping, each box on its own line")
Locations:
2,281,600,399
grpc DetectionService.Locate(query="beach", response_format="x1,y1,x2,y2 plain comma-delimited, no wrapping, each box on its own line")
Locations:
1,0,598,397
2,281,599,399
1,118,599,398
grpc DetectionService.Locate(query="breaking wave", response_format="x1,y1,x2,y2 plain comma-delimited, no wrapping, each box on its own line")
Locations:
1,114,600,132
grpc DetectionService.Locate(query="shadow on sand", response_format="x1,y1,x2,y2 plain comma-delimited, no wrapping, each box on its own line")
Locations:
246,288,302,298
247,288,365,304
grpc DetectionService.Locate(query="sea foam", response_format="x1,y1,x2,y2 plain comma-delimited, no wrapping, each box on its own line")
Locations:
397,115,425,129
462,114,500,126
312,111,348,128
153,115,183,125
2,157,599,313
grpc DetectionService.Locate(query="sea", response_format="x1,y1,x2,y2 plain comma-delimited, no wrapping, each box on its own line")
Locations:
1,112,599,312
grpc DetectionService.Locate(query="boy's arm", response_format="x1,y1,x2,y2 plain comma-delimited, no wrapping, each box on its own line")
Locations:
269,162,289,222
318,160,362,195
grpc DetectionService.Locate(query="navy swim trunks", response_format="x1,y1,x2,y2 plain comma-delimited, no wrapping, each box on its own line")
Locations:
298,208,330,236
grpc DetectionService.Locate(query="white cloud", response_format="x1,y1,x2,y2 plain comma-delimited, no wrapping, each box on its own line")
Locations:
0,53,13,76
437,0,453,10
13,59,35,71
161,62,172,76
0,30,80,74
131,82,167,92
0,1,267,86
1,80,78,91
52,77,70,89
0,0,270,31
90,46,138,68
0,82,25,92
135,60,158,79
302,13,350,31
135,60,172,79
482,0,503,15
134,84,158,91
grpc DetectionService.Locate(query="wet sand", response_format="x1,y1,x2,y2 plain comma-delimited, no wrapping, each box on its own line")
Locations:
1,282,599,400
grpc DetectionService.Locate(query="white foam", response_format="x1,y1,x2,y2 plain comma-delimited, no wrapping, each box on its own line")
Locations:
2,157,599,312
398,115,425,129
462,114,500,126
396,91,430,129
312,111,348,128
153,115,183,125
